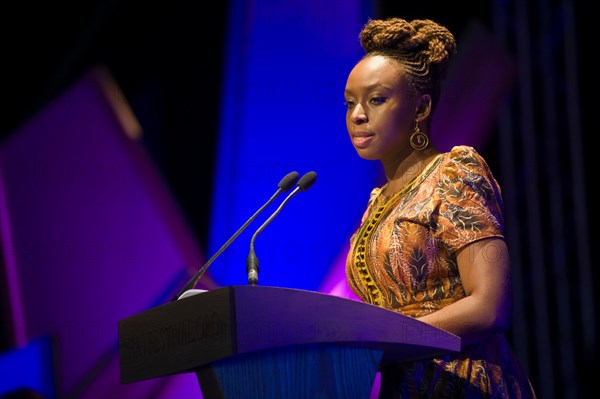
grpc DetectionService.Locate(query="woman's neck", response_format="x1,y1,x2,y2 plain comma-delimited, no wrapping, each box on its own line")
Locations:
380,146,440,196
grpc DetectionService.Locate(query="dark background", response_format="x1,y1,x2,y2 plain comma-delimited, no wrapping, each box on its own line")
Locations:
1,0,595,397
2,1,228,253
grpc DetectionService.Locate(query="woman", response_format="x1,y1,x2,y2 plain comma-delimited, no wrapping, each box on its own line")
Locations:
344,17,536,398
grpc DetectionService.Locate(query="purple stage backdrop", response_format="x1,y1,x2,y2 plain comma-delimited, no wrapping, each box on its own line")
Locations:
0,66,215,398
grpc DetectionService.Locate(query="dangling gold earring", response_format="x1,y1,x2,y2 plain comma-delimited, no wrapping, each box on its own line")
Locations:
410,119,429,150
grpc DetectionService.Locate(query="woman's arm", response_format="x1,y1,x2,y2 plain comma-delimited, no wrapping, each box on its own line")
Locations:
417,237,513,347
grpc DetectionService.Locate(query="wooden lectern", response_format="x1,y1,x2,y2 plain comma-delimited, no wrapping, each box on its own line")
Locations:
118,285,460,398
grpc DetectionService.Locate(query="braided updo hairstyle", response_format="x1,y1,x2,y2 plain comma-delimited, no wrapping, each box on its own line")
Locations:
359,17,456,109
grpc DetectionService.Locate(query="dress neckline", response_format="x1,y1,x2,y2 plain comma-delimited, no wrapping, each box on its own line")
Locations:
375,152,445,206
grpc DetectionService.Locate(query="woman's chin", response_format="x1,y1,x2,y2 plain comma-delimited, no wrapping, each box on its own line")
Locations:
355,149,379,161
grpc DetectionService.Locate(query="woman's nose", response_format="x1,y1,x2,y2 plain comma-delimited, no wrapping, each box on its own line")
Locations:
351,104,367,124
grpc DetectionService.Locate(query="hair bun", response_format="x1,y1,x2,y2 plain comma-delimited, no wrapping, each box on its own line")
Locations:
359,17,456,78
359,18,416,53
411,19,457,65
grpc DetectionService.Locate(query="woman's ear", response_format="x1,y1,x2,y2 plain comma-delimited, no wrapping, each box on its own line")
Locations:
416,94,432,121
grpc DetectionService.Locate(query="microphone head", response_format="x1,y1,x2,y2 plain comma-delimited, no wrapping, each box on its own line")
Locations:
297,171,317,191
278,171,299,192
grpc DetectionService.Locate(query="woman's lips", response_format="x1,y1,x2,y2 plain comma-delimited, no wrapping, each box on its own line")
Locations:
352,132,374,149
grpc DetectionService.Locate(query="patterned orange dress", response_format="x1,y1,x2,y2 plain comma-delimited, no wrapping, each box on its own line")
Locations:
346,146,536,398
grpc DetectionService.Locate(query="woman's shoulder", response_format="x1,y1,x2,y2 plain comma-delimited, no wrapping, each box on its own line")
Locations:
445,145,487,163
438,145,503,202
368,186,382,202
440,145,495,178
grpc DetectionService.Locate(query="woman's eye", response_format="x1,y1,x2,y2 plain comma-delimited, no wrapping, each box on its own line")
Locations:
369,97,386,105
344,100,355,109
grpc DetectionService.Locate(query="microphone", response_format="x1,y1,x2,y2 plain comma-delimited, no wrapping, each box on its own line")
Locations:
171,171,299,301
246,171,317,286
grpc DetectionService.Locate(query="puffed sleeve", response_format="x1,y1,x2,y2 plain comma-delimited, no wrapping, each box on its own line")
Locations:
362,187,381,222
349,187,381,242
432,146,505,253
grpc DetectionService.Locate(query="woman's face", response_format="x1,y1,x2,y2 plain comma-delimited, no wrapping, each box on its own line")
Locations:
344,55,418,161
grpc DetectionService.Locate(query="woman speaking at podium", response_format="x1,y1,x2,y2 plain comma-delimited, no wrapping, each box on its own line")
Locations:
343,17,537,398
